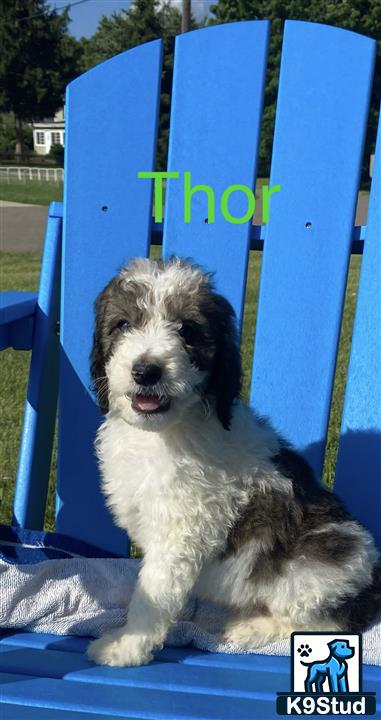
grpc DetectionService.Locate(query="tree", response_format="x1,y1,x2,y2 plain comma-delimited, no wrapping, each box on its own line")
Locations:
49,142,65,166
209,0,381,180
0,113,33,156
81,0,190,168
182,0,191,33
0,0,82,156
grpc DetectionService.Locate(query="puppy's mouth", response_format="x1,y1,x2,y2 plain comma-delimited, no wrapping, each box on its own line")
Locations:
131,394,171,415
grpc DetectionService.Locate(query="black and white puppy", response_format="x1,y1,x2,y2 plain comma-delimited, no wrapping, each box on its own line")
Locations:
87,257,381,667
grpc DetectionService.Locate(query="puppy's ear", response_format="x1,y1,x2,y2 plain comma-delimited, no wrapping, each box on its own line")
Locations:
90,280,115,414
208,294,242,430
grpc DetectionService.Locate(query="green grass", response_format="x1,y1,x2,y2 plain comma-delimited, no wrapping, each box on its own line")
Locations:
0,249,361,530
0,252,42,523
0,180,63,206
323,258,361,487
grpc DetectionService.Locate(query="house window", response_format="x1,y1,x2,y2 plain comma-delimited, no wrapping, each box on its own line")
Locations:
51,132,61,145
36,132,45,145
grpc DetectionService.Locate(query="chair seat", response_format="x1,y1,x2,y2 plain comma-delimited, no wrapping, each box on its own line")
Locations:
0,631,380,719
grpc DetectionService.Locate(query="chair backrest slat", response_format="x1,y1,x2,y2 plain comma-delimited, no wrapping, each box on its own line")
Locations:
335,109,381,548
163,21,270,324
13,203,62,530
250,20,376,476
59,41,163,553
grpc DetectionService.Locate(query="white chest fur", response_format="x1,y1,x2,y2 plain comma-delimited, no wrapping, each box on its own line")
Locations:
95,405,281,559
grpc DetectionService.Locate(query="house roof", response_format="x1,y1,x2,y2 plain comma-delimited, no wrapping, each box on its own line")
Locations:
33,121,65,130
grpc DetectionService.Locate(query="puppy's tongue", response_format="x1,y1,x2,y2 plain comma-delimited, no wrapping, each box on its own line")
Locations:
134,396,161,412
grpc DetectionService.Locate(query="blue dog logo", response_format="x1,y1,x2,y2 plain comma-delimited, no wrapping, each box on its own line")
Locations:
276,633,376,715
300,638,355,693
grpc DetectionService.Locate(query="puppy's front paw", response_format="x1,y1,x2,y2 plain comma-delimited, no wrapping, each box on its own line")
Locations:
87,629,153,667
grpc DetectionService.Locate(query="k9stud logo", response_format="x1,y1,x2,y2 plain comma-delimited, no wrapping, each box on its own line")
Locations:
276,632,376,715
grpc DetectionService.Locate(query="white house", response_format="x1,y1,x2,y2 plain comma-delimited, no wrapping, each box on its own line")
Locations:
32,109,65,155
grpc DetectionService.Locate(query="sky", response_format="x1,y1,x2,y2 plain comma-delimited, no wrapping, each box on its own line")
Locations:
48,0,213,39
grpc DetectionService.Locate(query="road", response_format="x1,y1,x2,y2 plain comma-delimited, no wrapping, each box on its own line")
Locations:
1,201,48,252
0,195,369,253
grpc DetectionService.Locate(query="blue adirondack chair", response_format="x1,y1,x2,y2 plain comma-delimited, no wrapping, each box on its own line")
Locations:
0,19,380,719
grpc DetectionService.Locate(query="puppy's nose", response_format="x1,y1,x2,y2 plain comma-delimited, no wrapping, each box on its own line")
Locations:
132,362,162,386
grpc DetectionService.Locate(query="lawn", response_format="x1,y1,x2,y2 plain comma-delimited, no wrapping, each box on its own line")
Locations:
0,180,63,206
0,248,361,530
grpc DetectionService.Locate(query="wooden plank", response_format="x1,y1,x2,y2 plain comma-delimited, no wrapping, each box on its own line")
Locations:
250,21,376,475
0,319,35,353
0,293,37,326
59,42,162,554
0,644,290,696
12,203,62,530
154,223,366,254
335,109,381,548
1,670,378,719
1,702,126,720
0,632,288,672
159,647,289,673
0,673,279,719
0,292,36,352
0,636,378,720
163,21,270,326
0,632,90,654
1,634,378,683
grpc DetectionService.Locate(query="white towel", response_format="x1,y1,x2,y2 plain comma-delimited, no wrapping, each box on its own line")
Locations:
0,557,380,665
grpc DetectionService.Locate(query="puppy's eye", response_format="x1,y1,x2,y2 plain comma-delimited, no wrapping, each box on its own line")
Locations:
113,319,130,333
179,321,202,345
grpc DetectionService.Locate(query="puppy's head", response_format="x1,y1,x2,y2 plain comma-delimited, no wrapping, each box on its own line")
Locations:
91,257,241,431
328,640,355,659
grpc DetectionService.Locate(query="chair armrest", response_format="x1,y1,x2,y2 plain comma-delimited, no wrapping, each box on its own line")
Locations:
0,292,38,350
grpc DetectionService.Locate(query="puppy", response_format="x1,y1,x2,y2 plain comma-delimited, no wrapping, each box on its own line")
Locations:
87,257,381,667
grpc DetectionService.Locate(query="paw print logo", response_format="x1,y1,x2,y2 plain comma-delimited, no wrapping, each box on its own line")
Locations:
297,643,312,658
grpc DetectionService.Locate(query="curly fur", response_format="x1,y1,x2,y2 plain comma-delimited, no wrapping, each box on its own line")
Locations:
87,257,381,667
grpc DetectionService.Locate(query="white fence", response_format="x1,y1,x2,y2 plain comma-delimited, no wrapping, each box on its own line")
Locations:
0,166,63,183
